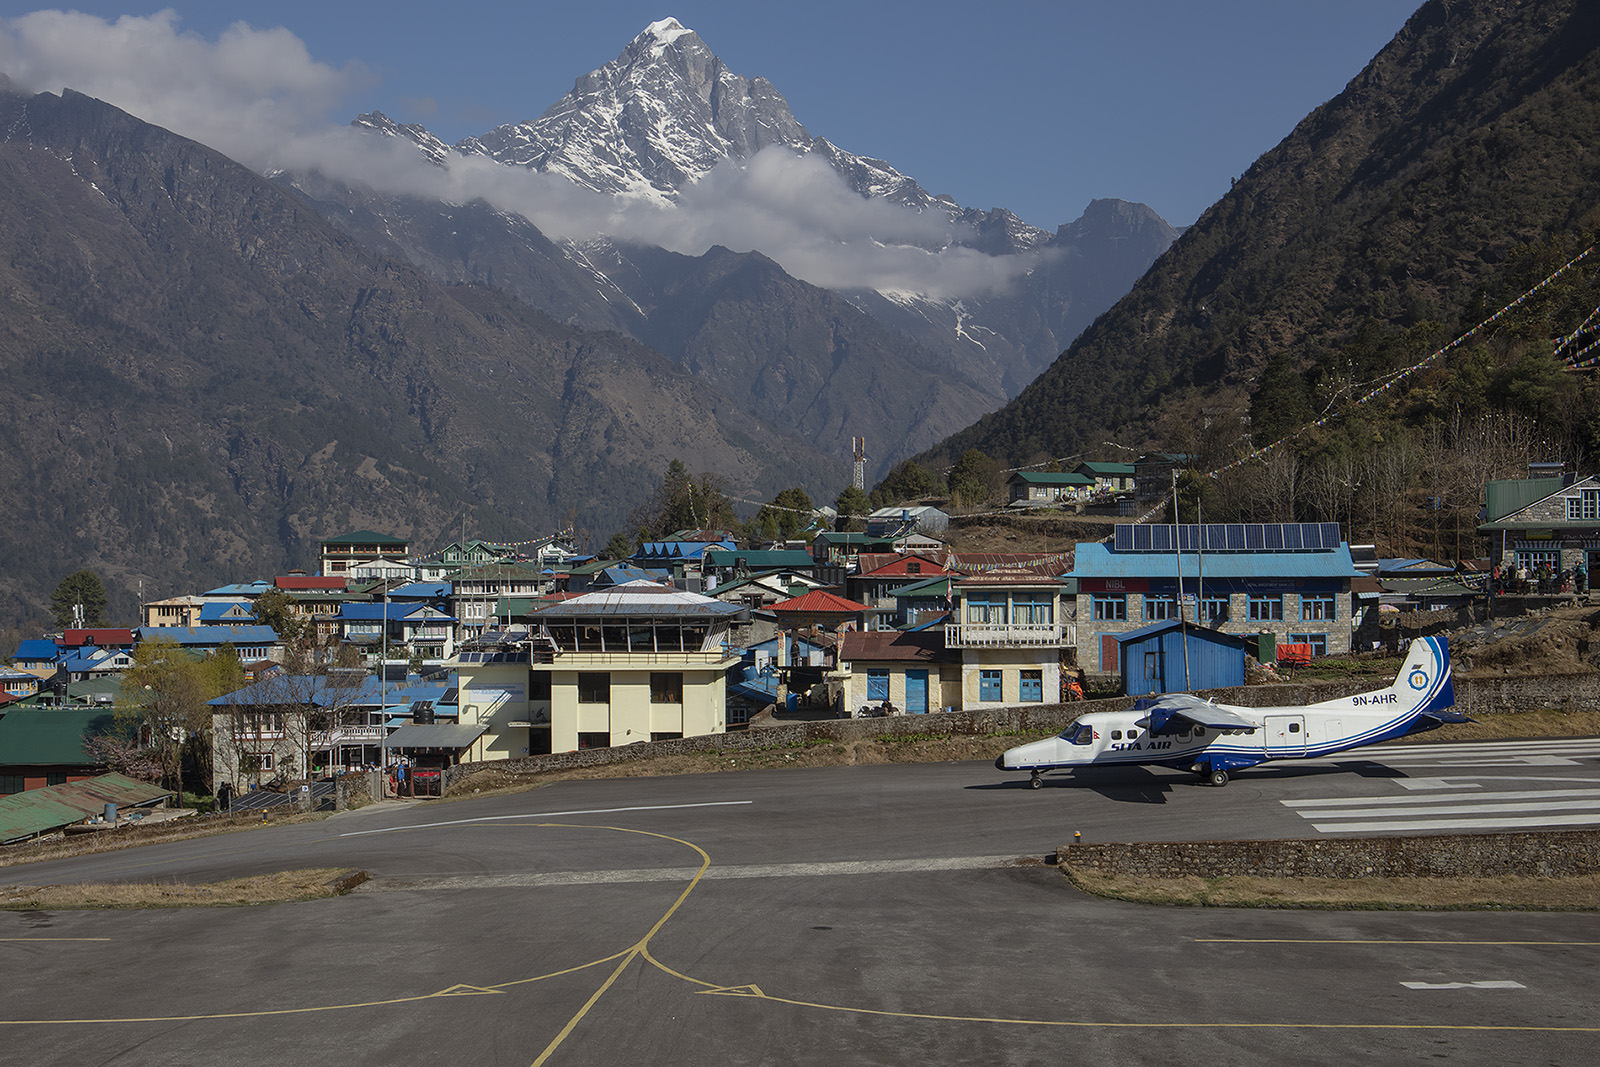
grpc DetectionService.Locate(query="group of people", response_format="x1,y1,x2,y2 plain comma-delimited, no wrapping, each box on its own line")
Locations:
1494,560,1588,596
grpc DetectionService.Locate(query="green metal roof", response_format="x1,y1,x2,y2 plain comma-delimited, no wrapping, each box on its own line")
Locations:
320,530,409,546
1483,478,1564,522
1077,461,1136,476
1010,472,1093,485
0,773,174,844
0,707,123,765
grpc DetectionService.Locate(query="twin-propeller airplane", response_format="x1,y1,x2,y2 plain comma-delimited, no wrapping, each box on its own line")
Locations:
996,636,1463,787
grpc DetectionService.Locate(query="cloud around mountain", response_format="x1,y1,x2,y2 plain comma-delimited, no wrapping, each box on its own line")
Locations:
0,9,1042,299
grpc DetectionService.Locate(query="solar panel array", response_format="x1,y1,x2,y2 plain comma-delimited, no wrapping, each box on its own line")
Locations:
1113,523,1343,553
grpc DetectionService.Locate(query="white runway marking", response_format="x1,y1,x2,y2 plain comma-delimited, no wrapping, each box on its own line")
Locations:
1401,980,1526,990
1281,745,1600,832
339,800,754,837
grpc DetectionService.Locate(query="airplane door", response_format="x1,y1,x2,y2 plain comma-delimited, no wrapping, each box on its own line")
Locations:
1265,715,1307,756
906,670,929,714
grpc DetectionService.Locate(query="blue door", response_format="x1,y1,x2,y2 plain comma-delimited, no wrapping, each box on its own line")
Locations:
1019,670,1042,702
906,670,929,713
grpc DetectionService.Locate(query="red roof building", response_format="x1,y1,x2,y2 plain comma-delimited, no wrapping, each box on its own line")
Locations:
769,590,873,631
59,629,136,649
275,576,349,591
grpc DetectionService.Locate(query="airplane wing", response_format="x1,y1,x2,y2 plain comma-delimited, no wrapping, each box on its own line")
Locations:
1135,692,1258,735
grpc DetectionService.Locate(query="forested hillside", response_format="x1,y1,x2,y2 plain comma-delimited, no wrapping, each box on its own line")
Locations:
916,0,1600,557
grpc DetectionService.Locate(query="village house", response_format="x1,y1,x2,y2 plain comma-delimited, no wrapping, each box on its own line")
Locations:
1069,522,1363,673
944,569,1070,708
320,530,412,579
1007,471,1094,506
1478,473,1600,584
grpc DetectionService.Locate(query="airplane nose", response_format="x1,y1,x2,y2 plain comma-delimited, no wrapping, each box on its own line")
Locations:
994,755,1007,770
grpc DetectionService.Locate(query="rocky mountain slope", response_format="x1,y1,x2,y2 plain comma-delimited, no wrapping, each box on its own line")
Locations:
918,0,1600,474
295,19,1177,469
0,83,843,630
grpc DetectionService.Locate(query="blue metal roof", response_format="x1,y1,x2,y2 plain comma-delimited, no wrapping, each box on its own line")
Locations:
199,602,253,622
12,639,60,661
1070,542,1362,580
388,582,452,598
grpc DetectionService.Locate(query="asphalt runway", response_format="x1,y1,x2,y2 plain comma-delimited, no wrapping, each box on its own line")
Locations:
3,738,1598,1066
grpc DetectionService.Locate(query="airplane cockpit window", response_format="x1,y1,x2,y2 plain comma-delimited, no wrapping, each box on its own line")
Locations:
1068,724,1094,745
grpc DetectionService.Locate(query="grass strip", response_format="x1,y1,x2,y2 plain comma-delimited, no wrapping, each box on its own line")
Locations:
1063,869,1600,910
0,868,365,910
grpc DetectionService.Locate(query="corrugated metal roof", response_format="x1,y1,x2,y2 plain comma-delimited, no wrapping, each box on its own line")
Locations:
533,581,743,618
0,773,173,844
386,722,488,749
12,639,61,661
1070,542,1362,580
0,707,120,765
1483,477,1564,522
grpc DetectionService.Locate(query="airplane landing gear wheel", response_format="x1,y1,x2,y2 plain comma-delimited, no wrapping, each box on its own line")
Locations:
1208,769,1229,787
1030,771,1043,789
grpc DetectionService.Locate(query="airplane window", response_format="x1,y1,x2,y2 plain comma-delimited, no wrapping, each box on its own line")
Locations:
1194,728,1205,737
1126,729,1139,740
1111,730,1122,740
1289,723,1301,733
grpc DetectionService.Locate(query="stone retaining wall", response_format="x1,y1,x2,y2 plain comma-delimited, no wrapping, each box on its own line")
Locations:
1059,830,1600,879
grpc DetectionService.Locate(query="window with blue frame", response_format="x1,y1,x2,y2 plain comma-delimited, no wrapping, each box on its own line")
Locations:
1288,632,1328,656
965,593,1008,624
1012,593,1054,625
866,670,890,702
979,670,1003,701
1143,594,1178,621
1092,595,1127,621
1248,594,1284,621
1300,594,1336,621
1019,670,1042,701
1201,596,1230,624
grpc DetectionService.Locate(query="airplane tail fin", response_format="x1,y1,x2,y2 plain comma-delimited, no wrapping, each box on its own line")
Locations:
1387,636,1455,717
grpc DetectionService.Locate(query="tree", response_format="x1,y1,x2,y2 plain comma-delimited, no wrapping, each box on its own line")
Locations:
123,638,212,800
947,450,1001,508
630,459,740,539
51,570,108,628
603,531,636,561
251,587,306,646
757,487,815,541
834,485,870,531
869,461,942,509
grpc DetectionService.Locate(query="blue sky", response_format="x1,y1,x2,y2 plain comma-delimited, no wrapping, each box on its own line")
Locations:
3,2,1423,229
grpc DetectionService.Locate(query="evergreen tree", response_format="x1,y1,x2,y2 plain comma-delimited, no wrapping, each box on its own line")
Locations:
946,450,1001,507
869,461,942,509
50,569,108,628
757,487,815,541
834,485,870,531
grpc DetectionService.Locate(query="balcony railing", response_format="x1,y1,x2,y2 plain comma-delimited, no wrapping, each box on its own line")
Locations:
945,622,1066,648
311,725,386,745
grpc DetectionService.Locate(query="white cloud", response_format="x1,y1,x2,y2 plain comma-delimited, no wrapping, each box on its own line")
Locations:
0,9,1037,299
